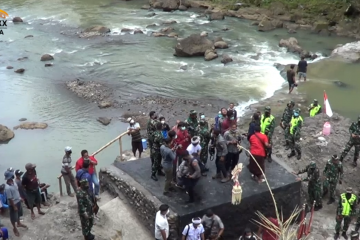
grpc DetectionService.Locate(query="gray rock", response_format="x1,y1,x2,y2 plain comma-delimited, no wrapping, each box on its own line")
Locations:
97,117,112,126
6,66,13,69
180,65,188,70
24,35,33,38
204,49,218,61
45,63,53,67
19,118,27,121
174,34,213,57
331,41,360,63
221,54,233,64
40,54,54,61
214,41,229,49
0,124,15,143
14,68,25,73
209,12,225,21
12,17,23,23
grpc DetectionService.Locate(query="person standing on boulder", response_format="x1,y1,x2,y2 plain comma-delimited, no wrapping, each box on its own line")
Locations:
294,161,322,211
323,155,343,205
287,109,303,160
297,56,308,82
77,179,95,240
339,115,360,166
280,101,295,150
147,111,158,166
287,64,297,94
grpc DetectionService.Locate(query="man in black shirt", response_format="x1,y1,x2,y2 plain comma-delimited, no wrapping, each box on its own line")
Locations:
297,56,308,82
286,64,296,94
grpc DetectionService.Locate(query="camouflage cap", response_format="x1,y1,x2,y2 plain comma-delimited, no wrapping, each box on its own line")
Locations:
264,106,271,112
332,154,339,160
309,161,316,168
190,110,197,114
288,100,295,106
313,99,318,103
346,187,353,193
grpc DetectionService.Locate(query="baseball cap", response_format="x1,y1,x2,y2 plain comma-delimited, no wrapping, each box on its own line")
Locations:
4,170,14,180
25,163,36,170
65,146,72,152
15,169,24,176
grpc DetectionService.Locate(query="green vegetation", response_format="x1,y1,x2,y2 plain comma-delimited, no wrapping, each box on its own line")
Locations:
209,0,355,21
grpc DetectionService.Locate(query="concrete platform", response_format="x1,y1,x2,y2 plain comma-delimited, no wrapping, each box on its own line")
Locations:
113,153,301,239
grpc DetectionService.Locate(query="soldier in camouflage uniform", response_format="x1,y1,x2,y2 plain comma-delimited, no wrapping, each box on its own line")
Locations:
323,154,343,205
147,111,158,165
198,117,211,166
76,179,95,240
288,108,303,160
280,101,295,150
334,187,357,240
295,161,322,211
185,110,199,137
260,106,275,162
151,122,165,181
339,115,360,167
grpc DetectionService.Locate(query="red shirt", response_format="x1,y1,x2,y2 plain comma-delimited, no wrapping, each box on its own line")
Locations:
175,129,190,156
262,217,279,240
75,156,98,175
249,132,268,157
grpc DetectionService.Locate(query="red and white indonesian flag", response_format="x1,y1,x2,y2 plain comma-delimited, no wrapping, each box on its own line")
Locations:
324,91,333,117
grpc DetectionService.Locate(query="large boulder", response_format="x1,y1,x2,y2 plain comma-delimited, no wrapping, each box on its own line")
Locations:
279,37,302,55
258,17,283,32
13,122,48,130
331,41,360,63
0,125,15,143
174,34,213,57
150,0,179,11
209,12,225,21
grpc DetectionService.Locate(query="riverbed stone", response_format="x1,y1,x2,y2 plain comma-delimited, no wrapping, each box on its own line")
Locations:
214,41,228,49
178,5,187,11
24,35,33,38
98,101,112,109
0,125,15,143
279,37,303,54
97,117,112,126
152,32,166,37
160,27,174,34
209,11,225,21
40,54,54,61
221,54,233,64
167,32,178,38
150,0,179,12
174,34,213,57
204,49,218,61
141,4,151,9
84,26,110,34
19,118,27,121
45,63,53,67
13,122,48,130
134,29,144,34
14,68,25,73
331,41,360,63
12,17,23,23
6,66,13,69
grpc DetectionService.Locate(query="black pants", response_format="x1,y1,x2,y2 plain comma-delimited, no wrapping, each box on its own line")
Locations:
215,156,227,178
183,177,199,202
226,152,239,171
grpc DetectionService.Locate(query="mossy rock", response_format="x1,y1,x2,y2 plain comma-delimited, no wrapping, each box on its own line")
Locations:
312,21,329,32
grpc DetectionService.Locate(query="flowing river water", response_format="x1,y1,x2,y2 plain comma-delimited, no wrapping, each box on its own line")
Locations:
1,0,360,188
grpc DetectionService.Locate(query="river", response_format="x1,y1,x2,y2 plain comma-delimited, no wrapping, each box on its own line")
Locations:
0,0,359,189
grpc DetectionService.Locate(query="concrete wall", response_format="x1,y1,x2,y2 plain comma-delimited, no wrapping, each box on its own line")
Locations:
99,166,180,240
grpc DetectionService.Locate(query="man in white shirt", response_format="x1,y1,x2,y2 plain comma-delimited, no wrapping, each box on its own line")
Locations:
186,136,202,158
182,217,205,240
155,204,170,240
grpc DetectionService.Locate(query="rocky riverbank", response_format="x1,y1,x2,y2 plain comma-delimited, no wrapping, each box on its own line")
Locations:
145,0,360,39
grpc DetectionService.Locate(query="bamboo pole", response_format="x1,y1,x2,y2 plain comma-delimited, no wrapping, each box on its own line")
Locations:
91,131,128,156
119,138,123,157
